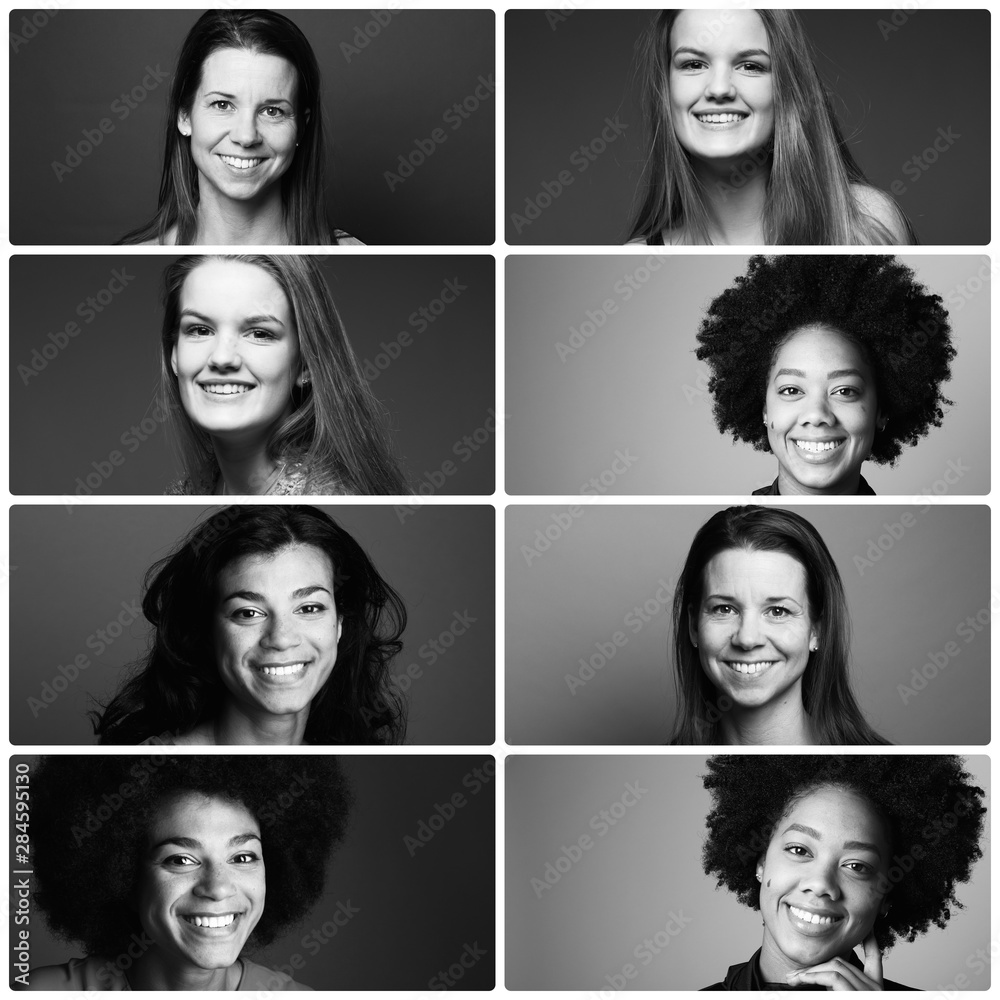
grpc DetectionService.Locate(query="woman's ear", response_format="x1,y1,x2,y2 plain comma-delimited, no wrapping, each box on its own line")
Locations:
336,614,343,643
177,109,191,137
687,606,698,649
170,343,178,377
808,630,819,653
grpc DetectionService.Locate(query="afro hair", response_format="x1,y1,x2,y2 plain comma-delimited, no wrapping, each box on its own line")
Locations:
702,755,985,951
30,755,351,961
696,256,955,464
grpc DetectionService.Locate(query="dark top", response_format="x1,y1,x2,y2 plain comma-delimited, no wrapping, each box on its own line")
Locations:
701,947,917,991
647,231,664,245
752,474,876,496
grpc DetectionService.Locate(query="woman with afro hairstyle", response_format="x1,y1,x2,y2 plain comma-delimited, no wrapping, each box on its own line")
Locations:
92,504,407,746
627,10,914,245
21,755,351,990
697,255,954,495
700,754,986,990
672,505,886,746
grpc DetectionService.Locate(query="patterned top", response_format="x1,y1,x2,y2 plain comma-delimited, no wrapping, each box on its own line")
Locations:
164,453,352,496
333,228,365,246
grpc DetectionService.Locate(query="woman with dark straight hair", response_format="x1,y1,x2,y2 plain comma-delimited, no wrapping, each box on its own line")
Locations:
628,9,914,245
119,9,356,246
93,504,407,746
671,506,887,745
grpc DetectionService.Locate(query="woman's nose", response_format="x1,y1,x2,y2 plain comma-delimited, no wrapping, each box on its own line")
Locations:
800,863,841,900
705,67,737,100
262,614,302,650
733,614,763,648
193,863,236,900
207,332,241,370
800,393,836,426
229,108,261,147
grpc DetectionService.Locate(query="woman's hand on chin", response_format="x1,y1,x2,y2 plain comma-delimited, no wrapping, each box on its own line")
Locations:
784,933,883,990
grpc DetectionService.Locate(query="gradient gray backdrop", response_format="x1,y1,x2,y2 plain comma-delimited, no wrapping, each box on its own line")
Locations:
505,10,989,244
13,754,495,990
10,504,495,745
505,754,989,990
10,254,495,495
506,254,989,495
505,505,990,745
11,9,494,244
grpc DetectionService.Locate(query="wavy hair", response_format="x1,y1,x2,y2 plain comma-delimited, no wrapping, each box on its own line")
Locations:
702,755,986,950
93,505,407,744
670,506,887,745
118,9,333,245
31,755,351,963
696,255,955,464
628,10,915,245
160,254,406,494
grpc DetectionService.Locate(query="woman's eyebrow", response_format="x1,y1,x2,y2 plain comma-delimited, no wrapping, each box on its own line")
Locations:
221,586,332,602
150,832,261,851
783,822,821,839
672,46,770,59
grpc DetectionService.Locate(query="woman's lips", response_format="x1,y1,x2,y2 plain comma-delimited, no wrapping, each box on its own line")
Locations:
182,912,240,932
723,659,777,676
786,902,845,935
791,438,846,462
253,661,308,679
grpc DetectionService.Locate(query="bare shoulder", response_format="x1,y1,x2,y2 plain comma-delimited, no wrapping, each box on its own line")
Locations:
170,722,214,745
16,964,70,990
851,184,912,244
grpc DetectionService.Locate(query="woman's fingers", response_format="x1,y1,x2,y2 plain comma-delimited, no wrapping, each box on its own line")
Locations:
786,956,883,991
862,932,884,986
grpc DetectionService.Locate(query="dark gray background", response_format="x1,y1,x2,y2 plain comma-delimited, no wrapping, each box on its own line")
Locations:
505,505,990,745
505,10,989,244
13,754,495,990
10,504,495,745
506,754,989,989
10,255,495,496
11,9,495,244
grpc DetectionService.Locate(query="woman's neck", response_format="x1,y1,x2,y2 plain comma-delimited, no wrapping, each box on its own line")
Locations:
211,437,285,496
212,700,310,746
194,184,288,245
128,950,240,991
691,156,771,245
719,690,818,746
777,465,863,496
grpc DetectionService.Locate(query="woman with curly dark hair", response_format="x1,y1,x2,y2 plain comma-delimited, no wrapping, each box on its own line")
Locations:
21,755,351,990
672,506,886,746
700,755,985,990
697,256,954,495
92,505,406,745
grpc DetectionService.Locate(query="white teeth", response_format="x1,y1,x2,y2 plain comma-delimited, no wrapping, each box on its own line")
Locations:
220,155,262,169
186,913,236,928
794,439,842,453
789,905,838,926
201,384,251,395
696,113,747,124
260,662,306,676
727,661,775,675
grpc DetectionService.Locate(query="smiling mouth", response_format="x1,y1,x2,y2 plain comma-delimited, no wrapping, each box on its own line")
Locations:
694,112,749,124
787,904,844,928
199,383,254,396
724,660,777,676
793,439,845,454
254,661,307,678
183,913,238,929
219,155,264,169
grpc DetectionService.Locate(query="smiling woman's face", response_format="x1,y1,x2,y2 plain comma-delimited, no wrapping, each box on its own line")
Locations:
179,46,301,209
138,791,265,973
171,259,300,449
757,785,891,978
764,326,881,495
668,9,774,165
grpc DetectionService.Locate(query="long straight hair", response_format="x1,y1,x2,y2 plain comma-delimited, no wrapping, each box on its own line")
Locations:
160,255,407,494
118,9,332,246
628,10,916,245
670,506,888,745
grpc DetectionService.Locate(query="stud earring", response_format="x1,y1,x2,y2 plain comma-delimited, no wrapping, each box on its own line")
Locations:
756,871,762,882
299,373,310,387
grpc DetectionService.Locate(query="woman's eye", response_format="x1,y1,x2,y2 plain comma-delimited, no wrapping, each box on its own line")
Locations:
233,608,265,621
709,604,737,616
767,606,791,619
233,852,259,864
182,325,212,338
210,100,234,112
737,61,768,73
832,386,861,398
784,844,809,858
676,59,706,71
246,329,278,342
164,854,197,867
845,861,872,875
260,106,287,119
298,603,326,615
776,385,803,397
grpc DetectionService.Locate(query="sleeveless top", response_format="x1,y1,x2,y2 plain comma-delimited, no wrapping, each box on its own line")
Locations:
25,956,312,991
164,453,351,496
